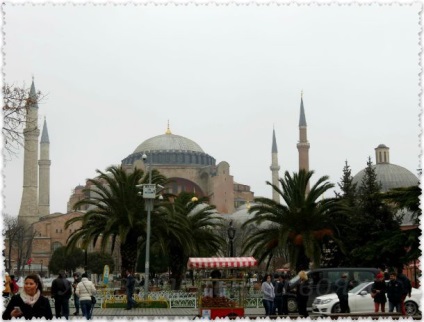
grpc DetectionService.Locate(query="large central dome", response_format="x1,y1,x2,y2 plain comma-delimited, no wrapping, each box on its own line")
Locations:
122,126,215,167
133,133,204,154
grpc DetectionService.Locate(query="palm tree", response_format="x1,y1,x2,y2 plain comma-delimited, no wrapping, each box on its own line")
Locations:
242,170,339,272
65,165,168,275
156,192,226,289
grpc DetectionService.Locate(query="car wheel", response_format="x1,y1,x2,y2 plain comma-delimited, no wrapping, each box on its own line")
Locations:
331,302,341,314
405,301,418,316
287,298,298,313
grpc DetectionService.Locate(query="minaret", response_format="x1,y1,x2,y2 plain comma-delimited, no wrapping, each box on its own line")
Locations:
270,127,280,203
18,79,40,226
38,117,51,217
297,91,310,193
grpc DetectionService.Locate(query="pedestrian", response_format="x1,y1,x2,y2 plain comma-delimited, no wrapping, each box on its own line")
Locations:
9,275,19,295
371,273,387,312
2,274,53,320
386,272,403,313
72,273,81,316
75,272,96,320
281,274,291,315
51,270,72,319
139,276,145,287
3,272,11,298
397,267,412,315
124,270,137,310
378,265,390,280
275,274,290,315
334,273,351,313
261,274,275,316
272,273,279,315
294,270,310,317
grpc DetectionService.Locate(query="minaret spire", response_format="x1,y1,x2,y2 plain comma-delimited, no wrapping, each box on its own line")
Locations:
270,127,281,203
297,91,310,194
38,117,51,217
18,78,40,225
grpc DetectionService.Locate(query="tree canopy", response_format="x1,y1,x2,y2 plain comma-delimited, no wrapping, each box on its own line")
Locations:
242,170,340,271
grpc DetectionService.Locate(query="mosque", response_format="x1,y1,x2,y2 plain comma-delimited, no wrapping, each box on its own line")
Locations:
7,79,418,275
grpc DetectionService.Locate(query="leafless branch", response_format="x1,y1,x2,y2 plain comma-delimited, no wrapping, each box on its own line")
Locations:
2,83,46,159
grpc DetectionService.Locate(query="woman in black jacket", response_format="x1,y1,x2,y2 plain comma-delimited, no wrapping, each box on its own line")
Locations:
371,273,387,312
294,270,310,317
2,274,52,320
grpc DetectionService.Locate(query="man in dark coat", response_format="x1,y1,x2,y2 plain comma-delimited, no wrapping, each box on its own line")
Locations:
124,270,137,310
397,268,412,315
51,271,72,319
386,272,404,313
275,274,290,315
334,273,350,313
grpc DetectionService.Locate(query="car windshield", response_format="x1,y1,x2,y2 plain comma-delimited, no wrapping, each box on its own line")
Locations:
349,282,369,293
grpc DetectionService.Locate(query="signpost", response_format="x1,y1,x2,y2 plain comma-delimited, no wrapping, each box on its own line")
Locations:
142,184,156,199
103,265,110,285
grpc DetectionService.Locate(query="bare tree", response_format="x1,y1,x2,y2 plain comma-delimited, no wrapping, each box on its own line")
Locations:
3,215,20,272
2,83,44,158
3,214,37,275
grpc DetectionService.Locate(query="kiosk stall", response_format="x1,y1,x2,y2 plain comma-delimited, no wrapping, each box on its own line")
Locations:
187,257,258,319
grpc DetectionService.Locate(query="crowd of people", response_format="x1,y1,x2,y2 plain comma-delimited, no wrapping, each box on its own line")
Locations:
261,267,413,317
2,274,52,320
2,266,414,319
373,270,412,315
261,270,310,318
2,271,97,320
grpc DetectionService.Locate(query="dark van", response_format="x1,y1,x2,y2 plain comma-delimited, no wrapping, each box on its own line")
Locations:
286,267,379,312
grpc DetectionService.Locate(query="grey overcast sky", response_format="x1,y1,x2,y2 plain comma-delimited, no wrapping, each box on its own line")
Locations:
2,1,421,217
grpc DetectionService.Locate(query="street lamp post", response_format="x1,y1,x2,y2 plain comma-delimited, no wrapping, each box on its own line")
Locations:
40,260,43,277
227,220,236,257
84,249,88,273
142,153,154,300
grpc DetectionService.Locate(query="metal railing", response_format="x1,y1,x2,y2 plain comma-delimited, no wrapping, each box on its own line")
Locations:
3,289,263,310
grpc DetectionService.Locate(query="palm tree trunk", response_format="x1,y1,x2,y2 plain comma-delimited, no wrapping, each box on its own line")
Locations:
169,249,186,290
120,234,139,276
296,246,310,272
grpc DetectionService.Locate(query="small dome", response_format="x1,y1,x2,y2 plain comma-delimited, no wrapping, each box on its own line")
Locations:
352,163,418,192
133,133,204,154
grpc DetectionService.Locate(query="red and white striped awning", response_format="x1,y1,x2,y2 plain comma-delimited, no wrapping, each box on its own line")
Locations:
187,257,258,269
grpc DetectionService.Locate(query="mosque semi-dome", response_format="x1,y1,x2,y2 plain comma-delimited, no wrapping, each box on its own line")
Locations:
121,126,216,167
352,144,419,192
